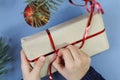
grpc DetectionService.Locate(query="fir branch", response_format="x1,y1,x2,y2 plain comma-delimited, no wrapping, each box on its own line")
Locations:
0,37,12,76
26,0,63,13
45,0,63,12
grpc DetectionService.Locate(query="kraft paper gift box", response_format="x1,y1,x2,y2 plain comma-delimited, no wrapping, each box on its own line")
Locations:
21,12,109,77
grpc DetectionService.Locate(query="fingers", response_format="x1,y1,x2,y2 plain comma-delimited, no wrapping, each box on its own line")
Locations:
53,48,74,74
67,45,90,59
32,56,46,76
67,45,81,59
58,48,74,66
53,45,91,80
53,55,64,74
21,50,31,75
53,45,88,68
21,50,46,79
21,50,28,65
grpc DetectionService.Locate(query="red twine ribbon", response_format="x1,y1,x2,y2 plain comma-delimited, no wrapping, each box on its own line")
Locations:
27,0,104,80
27,28,105,62
46,29,58,80
47,0,104,79
69,0,104,48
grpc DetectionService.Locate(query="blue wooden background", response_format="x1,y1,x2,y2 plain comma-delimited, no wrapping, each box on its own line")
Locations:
0,0,120,80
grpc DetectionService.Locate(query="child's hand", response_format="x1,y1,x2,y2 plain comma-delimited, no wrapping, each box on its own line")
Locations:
21,50,46,80
53,45,91,80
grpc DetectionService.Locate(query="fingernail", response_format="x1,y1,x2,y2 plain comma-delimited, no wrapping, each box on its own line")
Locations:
39,56,45,62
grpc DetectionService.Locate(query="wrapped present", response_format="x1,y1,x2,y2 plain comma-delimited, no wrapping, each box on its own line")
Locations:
21,12,109,77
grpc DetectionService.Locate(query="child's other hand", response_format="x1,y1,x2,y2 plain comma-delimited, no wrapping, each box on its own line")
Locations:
21,50,46,80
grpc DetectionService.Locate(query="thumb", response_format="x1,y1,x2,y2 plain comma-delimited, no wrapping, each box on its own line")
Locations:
53,56,64,74
32,56,46,75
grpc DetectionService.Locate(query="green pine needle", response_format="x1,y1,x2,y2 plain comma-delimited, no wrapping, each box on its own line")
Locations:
26,0,63,14
0,37,12,77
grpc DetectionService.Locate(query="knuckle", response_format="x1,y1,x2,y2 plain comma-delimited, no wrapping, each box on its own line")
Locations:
60,48,69,53
87,56,91,63
84,54,90,60
67,45,73,49
88,57,91,64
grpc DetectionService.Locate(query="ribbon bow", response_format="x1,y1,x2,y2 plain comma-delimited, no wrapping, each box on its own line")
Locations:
69,0,104,48
84,0,104,14
69,0,104,14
